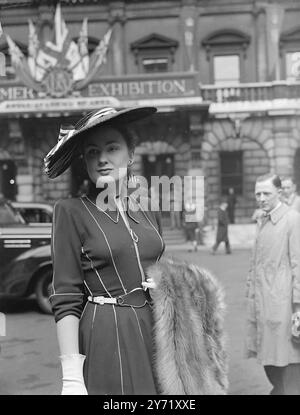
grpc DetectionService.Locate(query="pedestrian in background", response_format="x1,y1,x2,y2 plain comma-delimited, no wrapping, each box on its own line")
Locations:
170,183,182,230
211,200,231,255
183,201,199,252
245,173,300,395
281,177,300,213
45,106,165,395
227,187,237,224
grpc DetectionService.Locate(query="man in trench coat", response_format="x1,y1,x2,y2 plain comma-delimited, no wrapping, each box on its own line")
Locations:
245,173,300,395
281,177,300,213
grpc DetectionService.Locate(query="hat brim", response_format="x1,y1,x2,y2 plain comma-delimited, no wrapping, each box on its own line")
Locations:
44,106,157,179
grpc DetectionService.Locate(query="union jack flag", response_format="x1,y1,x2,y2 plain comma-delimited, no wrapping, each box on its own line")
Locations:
5,3,112,92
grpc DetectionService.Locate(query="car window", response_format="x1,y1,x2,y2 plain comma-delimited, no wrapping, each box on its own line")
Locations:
41,211,52,223
18,208,52,223
0,203,26,225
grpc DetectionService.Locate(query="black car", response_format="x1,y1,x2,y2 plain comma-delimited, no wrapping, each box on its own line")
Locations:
0,200,52,313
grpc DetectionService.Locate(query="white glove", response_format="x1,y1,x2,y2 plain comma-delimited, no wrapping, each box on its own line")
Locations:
142,278,157,290
292,311,300,342
60,354,88,395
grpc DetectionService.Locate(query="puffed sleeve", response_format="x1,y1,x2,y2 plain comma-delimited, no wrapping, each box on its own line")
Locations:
49,200,85,322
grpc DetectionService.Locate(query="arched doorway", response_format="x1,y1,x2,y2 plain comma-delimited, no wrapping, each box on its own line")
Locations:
136,141,178,225
137,140,177,181
142,153,175,184
203,137,271,223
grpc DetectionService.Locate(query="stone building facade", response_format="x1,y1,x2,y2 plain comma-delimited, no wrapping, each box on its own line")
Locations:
0,0,299,223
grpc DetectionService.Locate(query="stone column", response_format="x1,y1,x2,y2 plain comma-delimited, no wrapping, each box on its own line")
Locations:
186,111,206,221
271,117,294,177
188,111,204,170
179,0,198,72
264,3,285,81
253,6,267,82
109,2,127,76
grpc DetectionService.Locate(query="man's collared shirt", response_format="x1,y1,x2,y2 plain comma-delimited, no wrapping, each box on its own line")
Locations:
260,202,282,227
268,202,282,217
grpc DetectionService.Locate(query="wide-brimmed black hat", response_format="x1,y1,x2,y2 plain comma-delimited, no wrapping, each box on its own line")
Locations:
44,106,157,179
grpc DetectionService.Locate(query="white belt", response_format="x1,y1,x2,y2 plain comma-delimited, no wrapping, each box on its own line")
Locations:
88,296,117,305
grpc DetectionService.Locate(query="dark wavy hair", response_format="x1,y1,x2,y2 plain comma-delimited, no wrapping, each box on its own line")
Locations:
79,121,137,155
107,121,137,153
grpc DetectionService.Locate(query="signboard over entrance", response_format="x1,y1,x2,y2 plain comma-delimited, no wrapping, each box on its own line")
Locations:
0,73,200,114
88,76,195,98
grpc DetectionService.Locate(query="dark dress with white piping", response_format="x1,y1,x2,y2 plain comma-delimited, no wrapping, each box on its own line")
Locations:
50,192,165,395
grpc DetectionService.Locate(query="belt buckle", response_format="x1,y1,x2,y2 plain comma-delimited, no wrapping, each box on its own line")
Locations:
116,295,125,305
98,296,106,305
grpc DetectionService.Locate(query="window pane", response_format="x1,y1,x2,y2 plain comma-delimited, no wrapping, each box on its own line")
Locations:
142,57,168,73
220,151,243,195
286,52,300,81
0,204,24,225
213,55,240,85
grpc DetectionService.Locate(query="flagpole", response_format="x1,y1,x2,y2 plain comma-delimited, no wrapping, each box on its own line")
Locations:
0,22,5,76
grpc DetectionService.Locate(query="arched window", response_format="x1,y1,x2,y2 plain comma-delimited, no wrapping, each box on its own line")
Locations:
202,29,250,85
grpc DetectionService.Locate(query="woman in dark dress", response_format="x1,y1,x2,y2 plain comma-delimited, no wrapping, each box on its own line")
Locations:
44,107,165,395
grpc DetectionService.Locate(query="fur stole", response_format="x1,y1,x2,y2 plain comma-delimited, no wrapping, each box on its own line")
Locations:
147,257,228,395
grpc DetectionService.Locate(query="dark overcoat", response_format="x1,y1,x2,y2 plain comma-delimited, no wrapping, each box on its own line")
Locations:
216,208,229,242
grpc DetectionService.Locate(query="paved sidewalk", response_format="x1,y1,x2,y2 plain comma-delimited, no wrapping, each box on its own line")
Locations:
165,223,257,251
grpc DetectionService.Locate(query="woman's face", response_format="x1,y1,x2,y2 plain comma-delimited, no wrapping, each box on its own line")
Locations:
83,126,132,187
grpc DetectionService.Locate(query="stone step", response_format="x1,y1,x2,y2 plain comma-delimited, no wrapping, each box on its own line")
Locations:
162,228,186,245
204,223,256,248
161,223,257,248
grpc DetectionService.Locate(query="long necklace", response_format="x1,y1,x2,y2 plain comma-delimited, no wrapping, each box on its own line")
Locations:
84,195,120,224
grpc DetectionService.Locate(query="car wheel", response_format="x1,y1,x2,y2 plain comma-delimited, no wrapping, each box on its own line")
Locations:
35,269,53,314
